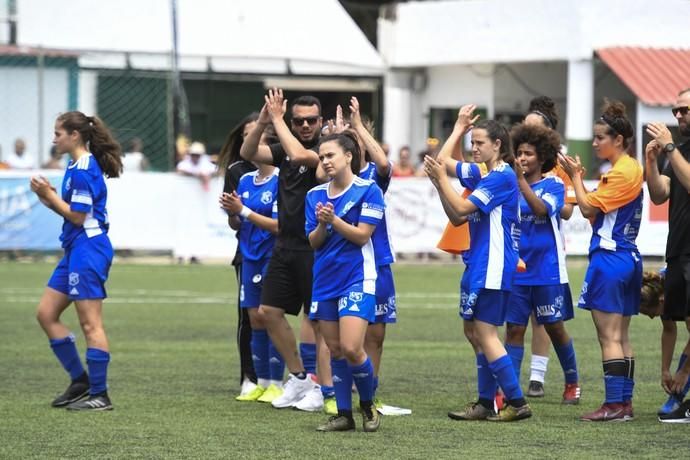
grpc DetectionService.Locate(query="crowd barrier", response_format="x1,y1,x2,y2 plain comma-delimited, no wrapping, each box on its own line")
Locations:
0,171,669,258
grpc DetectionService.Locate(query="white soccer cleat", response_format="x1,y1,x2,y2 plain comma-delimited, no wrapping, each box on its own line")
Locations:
293,386,324,412
271,374,316,409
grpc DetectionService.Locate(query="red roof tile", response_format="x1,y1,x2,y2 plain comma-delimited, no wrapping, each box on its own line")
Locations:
597,47,690,106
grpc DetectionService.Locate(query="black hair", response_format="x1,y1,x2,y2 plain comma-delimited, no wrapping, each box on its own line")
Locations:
511,123,561,173
318,131,361,175
217,112,259,171
57,111,122,178
527,96,559,130
474,119,514,167
291,95,322,116
595,98,634,149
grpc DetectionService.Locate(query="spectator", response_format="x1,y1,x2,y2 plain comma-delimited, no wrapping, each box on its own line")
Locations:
392,146,415,177
121,138,149,172
176,141,216,190
42,146,66,170
6,138,35,169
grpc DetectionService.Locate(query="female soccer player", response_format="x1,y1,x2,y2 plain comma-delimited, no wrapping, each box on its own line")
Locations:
559,99,643,422
425,107,531,422
505,122,580,404
306,131,385,432
220,158,285,403
522,96,577,397
639,269,690,420
31,111,122,411
348,97,397,411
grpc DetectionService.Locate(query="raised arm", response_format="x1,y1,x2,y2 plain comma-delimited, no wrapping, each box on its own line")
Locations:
647,122,690,194
558,153,599,219
239,104,274,164
349,97,390,176
644,139,671,204
515,164,549,217
265,88,320,168
424,155,478,217
437,104,480,177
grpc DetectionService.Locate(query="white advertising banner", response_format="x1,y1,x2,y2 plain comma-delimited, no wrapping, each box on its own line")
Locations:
0,172,670,258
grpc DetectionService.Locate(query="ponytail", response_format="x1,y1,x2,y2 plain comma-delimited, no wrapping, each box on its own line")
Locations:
57,111,122,178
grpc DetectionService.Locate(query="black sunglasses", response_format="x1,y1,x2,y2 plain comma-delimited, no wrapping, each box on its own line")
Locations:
292,116,319,126
672,106,690,117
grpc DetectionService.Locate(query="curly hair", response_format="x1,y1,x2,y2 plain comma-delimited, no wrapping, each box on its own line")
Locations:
640,271,664,315
510,123,561,173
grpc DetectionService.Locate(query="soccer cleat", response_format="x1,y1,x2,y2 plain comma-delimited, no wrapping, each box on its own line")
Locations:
235,384,265,402
622,400,634,421
361,404,381,432
658,400,690,423
66,393,113,411
562,383,581,405
256,384,282,403
323,397,338,416
271,374,316,409
580,403,627,422
487,403,532,422
316,415,356,432
448,402,496,421
51,379,90,407
526,380,545,398
658,394,682,416
293,386,324,412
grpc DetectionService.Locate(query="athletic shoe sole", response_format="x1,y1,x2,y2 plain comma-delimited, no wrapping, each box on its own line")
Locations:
52,389,89,408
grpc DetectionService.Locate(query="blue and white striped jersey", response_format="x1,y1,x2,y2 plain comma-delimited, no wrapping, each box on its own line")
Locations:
60,154,109,248
305,177,385,301
237,169,279,262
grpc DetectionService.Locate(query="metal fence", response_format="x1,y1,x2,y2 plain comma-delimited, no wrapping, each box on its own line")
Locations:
0,50,178,171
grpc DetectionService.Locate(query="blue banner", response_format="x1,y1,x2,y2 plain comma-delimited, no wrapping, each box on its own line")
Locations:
0,173,64,250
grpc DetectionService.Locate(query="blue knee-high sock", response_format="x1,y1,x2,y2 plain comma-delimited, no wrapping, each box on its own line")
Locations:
677,354,690,397
505,344,524,384
350,357,375,403
268,338,285,382
554,339,579,384
85,348,110,396
476,353,497,402
49,334,85,381
251,329,270,381
489,355,524,402
623,357,635,402
321,385,335,399
299,343,317,375
331,358,352,411
603,359,626,404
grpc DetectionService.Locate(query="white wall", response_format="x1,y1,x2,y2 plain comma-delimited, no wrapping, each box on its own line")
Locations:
0,67,70,166
493,62,567,119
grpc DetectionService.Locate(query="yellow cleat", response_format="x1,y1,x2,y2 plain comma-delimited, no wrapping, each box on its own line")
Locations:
235,384,265,402
257,384,283,403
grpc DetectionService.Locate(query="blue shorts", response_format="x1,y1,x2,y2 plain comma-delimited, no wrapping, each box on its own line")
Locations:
507,284,574,326
309,283,376,323
47,234,113,300
460,286,511,326
578,249,642,316
372,264,397,324
240,258,270,308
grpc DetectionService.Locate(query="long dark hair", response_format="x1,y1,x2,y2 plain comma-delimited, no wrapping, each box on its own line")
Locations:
319,131,361,175
474,119,514,167
57,111,122,178
217,112,259,171
596,98,634,149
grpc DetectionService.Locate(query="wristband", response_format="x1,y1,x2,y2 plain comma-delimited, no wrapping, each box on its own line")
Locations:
239,206,253,218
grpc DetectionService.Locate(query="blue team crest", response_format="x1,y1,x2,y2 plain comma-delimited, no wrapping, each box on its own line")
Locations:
68,272,79,286
260,191,273,205
342,201,355,214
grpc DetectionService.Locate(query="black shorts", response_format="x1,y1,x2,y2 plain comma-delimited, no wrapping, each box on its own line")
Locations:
663,256,690,321
260,246,313,316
